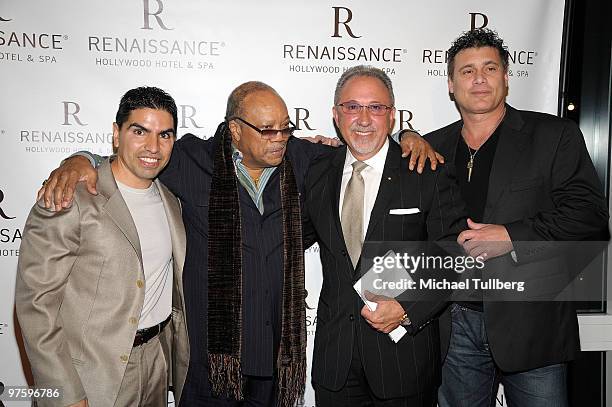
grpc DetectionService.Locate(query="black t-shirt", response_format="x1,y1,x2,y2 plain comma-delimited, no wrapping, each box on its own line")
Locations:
455,128,500,222
454,127,500,311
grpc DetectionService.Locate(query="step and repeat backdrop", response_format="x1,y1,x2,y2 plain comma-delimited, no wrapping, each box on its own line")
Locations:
0,1,565,405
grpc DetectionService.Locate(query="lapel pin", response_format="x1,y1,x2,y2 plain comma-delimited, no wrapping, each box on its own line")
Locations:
387,177,392,181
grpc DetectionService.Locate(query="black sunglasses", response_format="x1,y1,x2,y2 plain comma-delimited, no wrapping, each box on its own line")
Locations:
230,117,296,139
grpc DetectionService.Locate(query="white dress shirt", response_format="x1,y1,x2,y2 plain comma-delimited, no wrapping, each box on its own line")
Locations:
339,139,390,240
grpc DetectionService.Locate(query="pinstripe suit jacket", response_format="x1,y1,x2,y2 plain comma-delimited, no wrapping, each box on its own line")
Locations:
303,139,466,399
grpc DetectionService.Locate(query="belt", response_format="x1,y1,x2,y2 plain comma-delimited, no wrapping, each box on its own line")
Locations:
133,315,171,347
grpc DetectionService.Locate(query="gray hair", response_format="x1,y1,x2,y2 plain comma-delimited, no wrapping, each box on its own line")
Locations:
333,65,395,106
225,81,280,119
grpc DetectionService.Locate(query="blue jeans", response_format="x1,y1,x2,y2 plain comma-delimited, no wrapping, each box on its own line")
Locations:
438,304,568,407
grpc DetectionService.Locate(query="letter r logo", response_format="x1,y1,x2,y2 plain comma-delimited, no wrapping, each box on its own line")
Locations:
470,12,489,30
142,0,173,30
332,6,361,38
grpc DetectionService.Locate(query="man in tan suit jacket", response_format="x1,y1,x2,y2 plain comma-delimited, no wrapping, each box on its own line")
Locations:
15,87,189,407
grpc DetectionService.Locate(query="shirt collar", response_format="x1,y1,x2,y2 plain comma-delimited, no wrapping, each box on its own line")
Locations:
343,137,389,173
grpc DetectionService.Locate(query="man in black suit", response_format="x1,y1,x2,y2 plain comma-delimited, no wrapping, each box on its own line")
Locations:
303,65,467,406
428,29,609,407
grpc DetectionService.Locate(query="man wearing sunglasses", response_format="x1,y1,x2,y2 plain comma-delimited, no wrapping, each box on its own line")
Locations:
36,81,439,406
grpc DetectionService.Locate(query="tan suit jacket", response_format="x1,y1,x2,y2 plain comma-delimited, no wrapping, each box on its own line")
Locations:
15,160,190,407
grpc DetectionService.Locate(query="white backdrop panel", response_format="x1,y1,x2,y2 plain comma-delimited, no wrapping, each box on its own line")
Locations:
0,1,565,406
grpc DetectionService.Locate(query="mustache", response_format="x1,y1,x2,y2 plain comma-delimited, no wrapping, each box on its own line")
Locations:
266,143,286,152
350,124,376,133
267,142,287,149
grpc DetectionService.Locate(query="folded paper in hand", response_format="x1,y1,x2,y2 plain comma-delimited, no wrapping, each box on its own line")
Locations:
353,249,415,343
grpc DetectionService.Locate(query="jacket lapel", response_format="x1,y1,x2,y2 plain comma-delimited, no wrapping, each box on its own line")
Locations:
157,179,186,276
97,160,143,263
329,146,349,253
364,139,401,242
440,121,463,163
483,105,530,221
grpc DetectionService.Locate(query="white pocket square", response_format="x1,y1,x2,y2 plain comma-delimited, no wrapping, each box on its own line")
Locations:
389,208,420,215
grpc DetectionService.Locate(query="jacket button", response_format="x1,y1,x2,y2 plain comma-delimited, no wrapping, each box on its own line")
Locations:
120,354,129,362
129,317,138,325
349,314,354,322
136,280,144,288
341,249,348,256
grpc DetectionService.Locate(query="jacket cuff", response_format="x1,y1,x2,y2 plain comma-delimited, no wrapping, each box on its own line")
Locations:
505,220,533,264
65,151,101,168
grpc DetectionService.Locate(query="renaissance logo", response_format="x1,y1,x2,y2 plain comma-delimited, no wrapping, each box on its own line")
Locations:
0,190,15,220
18,100,204,154
293,107,317,131
0,16,66,64
0,228,20,255
89,0,225,71
0,227,21,256
0,189,20,257
19,101,113,155
141,0,173,31
284,6,405,75
304,288,317,335
421,12,539,79
0,32,64,49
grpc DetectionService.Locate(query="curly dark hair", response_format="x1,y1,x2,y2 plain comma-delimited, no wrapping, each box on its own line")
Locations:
115,86,178,132
447,29,509,79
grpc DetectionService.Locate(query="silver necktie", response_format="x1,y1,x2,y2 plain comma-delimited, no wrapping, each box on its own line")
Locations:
341,161,368,267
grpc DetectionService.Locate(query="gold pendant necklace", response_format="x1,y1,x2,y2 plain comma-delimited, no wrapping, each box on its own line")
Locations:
253,176,261,188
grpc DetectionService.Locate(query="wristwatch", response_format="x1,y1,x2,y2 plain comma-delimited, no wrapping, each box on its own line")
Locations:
399,313,411,326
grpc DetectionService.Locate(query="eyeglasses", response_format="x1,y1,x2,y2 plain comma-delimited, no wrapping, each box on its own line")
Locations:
335,102,393,116
230,117,296,139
